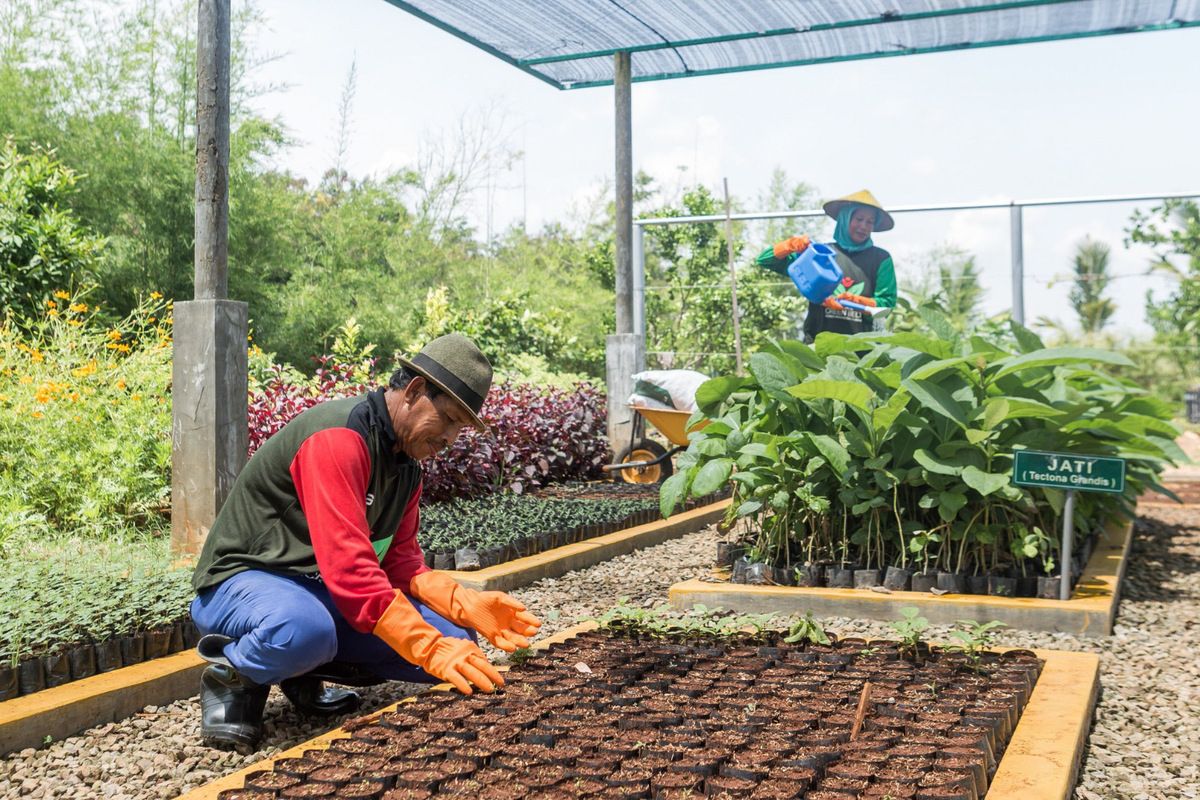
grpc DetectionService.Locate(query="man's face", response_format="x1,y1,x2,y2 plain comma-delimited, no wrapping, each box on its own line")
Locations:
394,378,473,460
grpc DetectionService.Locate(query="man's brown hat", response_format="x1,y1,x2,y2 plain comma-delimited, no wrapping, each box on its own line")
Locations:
399,333,492,430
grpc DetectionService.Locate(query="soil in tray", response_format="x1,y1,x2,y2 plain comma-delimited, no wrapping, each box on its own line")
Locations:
243,630,1041,798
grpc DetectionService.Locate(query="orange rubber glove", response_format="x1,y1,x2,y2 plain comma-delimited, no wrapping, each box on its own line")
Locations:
410,571,542,653
822,295,846,311
373,590,504,694
840,293,877,307
772,235,811,260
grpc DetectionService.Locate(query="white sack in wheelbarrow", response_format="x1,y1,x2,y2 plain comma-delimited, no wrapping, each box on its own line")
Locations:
627,369,709,412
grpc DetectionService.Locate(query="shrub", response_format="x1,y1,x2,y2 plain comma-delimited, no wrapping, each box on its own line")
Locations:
0,290,172,544
421,380,609,503
0,138,106,318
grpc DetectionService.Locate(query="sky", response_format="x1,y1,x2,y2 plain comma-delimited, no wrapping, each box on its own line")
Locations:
245,1,1200,339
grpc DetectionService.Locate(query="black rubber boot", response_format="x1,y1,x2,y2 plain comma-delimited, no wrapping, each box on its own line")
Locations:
279,676,362,717
197,634,269,753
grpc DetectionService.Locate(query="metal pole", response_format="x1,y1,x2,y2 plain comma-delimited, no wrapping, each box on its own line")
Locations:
632,224,646,353
195,0,229,300
1060,489,1076,601
723,178,744,375
1010,203,1024,326
613,51,633,334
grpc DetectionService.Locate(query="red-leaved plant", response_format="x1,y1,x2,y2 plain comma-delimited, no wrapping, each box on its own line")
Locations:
421,380,610,503
247,358,610,503
247,356,375,456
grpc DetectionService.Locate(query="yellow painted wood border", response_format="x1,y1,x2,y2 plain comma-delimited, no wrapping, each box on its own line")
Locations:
174,623,600,800
669,516,1133,636
442,499,730,592
0,650,205,756
988,649,1100,799
178,623,1095,800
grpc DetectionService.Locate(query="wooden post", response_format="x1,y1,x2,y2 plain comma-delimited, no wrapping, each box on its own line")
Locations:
172,0,247,558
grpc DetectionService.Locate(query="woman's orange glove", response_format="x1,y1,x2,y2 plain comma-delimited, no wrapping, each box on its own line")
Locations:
373,591,504,695
822,295,846,311
410,571,542,653
840,293,877,307
772,235,811,260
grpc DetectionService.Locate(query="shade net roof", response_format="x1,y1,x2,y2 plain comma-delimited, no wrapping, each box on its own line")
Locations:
383,0,1200,89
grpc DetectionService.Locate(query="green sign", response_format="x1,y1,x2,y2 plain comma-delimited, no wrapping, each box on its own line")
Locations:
1012,450,1125,493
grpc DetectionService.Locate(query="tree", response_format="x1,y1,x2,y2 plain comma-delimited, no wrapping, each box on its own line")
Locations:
753,167,822,247
642,185,804,374
1069,237,1115,334
903,244,983,332
0,138,105,316
1127,199,1200,401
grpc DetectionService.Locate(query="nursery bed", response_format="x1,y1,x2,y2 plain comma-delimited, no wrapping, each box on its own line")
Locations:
669,516,1133,636
443,498,730,592
180,622,1098,800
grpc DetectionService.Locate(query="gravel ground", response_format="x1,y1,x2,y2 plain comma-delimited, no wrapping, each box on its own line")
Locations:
0,504,1197,799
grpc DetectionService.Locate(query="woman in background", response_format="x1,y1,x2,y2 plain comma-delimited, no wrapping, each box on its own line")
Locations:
756,189,897,342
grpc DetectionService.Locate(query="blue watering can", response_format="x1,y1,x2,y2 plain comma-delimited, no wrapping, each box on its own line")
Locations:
786,243,872,311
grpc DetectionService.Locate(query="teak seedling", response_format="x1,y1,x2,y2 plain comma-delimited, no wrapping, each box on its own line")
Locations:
889,606,929,662
944,619,1007,673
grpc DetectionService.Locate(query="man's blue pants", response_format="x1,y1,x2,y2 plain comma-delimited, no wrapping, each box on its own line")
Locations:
190,570,474,686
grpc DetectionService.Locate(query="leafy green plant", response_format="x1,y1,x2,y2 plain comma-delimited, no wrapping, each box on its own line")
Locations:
783,611,831,646
889,607,929,662
660,302,1180,582
944,619,1007,673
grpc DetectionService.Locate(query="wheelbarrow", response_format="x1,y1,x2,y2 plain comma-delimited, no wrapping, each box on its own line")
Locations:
602,405,708,484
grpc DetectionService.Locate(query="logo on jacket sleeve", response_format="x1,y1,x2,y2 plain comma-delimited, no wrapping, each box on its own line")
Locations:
365,493,375,507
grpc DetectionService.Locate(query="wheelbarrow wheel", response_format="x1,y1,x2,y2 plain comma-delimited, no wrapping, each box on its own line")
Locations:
614,440,673,484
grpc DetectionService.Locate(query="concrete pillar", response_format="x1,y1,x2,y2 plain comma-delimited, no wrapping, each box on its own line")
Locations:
173,0,246,557
171,301,248,556
606,334,644,454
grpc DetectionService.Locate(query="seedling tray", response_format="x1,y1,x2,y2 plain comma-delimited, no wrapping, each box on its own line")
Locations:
180,624,1098,800
670,517,1133,636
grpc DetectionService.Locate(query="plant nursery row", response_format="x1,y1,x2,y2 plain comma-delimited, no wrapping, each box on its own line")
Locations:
0,558,197,701
662,310,1179,597
211,608,1035,800
0,486,724,699
420,485,723,572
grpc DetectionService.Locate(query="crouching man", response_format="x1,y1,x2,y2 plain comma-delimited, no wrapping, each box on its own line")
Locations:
189,333,540,751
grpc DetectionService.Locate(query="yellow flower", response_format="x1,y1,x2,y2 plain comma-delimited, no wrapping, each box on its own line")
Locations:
19,375,33,385
31,411,44,419
68,319,83,327
131,394,142,402
30,350,43,363
115,343,131,354
47,300,57,309
48,309,59,318
71,361,97,378
116,378,127,391
54,290,70,300
147,316,156,323
108,330,122,341
69,392,80,402
150,291,163,299
0,394,8,403
69,302,88,313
